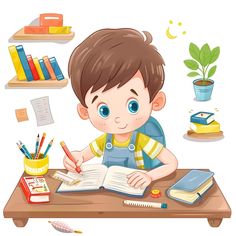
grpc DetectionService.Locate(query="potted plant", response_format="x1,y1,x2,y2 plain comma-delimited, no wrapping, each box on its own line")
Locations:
184,42,220,101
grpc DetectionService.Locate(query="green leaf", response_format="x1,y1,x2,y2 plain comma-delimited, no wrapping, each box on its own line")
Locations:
184,60,199,70
189,43,200,62
210,47,220,64
187,72,200,77
199,44,211,66
207,65,217,78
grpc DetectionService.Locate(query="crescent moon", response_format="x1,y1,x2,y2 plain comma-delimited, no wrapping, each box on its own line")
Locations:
166,27,177,39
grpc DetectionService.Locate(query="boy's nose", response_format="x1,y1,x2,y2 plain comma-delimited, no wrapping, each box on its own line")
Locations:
115,117,121,123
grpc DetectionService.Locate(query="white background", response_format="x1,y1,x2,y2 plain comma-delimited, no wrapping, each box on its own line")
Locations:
0,0,236,235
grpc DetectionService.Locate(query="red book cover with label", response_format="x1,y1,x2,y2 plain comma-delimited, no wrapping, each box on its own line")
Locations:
27,55,40,80
20,176,50,204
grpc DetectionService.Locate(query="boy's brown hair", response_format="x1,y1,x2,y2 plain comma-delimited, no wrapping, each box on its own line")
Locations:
68,28,165,107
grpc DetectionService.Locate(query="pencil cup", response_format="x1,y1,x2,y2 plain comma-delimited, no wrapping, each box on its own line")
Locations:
24,153,49,176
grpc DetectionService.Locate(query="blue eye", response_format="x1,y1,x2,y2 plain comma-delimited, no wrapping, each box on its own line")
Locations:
98,104,110,118
127,99,139,114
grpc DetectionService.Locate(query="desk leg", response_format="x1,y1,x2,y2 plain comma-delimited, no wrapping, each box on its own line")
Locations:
207,218,222,227
13,218,28,227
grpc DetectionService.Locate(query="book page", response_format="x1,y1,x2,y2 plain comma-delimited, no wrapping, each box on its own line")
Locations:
103,166,147,196
57,164,108,192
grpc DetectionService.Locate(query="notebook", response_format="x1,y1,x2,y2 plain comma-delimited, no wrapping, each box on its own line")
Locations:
167,170,214,204
57,164,147,197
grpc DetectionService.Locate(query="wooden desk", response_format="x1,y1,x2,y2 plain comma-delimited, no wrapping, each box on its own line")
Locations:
3,169,231,228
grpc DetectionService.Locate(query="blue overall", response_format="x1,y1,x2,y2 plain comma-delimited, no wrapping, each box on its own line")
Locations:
102,131,138,168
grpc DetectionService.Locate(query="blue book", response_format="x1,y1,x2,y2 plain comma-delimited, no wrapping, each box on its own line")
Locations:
190,111,215,125
49,57,64,80
167,170,214,204
39,59,51,80
16,45,34,81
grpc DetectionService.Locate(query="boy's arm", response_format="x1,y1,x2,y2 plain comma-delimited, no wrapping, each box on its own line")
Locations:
63,146,95,173
127,147,178,188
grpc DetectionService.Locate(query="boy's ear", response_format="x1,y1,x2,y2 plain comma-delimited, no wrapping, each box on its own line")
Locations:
152,91,166,111
77,103,89,120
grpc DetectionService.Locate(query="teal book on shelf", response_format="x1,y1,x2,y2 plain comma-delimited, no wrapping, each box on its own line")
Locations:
49,57,64,80
16,45,34,81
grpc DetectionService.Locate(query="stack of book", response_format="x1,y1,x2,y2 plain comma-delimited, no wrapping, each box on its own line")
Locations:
187,111,223,139
24,13,72,35
9,45,64,82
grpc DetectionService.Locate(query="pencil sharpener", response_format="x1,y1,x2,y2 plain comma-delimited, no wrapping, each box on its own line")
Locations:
24,153,49,176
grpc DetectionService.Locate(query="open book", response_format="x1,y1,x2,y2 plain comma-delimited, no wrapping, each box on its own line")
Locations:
57,164,147,197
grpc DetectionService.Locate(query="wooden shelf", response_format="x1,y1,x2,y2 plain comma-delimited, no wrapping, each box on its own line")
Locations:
12,28,75,41
8,76,68,88
186,130,224,141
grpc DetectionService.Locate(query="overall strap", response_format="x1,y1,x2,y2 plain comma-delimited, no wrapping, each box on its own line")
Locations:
128,131,137,151
105,133,113,150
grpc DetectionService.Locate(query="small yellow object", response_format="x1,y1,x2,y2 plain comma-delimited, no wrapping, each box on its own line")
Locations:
151,189,160,194
169,20,173,24
182,31,187,35
178,22,182,26
49,26,72,34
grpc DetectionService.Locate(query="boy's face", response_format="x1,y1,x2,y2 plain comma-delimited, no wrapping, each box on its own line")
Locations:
80,70,164,134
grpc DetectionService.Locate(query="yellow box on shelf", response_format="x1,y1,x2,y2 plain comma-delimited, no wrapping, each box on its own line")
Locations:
8,46,27,81
49,26,72,34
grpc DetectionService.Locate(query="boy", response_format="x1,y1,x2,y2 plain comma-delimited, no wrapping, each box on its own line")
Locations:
64,28,177,189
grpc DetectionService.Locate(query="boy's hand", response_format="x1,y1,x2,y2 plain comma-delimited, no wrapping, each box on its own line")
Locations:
63,151,84,173
127,172,152,188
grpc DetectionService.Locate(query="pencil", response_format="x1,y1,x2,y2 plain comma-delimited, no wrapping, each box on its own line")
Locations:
60,141,81,173
34,134,40,159
35,133,46,159
43,138,54,158
16,142,31,159
19,140,32,159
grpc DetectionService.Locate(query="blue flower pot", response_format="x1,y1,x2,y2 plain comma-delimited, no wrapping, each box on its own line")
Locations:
193,79,214,101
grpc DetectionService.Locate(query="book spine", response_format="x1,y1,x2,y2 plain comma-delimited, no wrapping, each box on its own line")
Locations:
20,177,31,203
27,55,40,80
8,45,27,81
24,26,49,34
43,56,57,80
39,59,51,80
49,26,72,34
16,45,34,81
191,122,220,133
33,58,45,80
190,116,208,125
49,57,64,80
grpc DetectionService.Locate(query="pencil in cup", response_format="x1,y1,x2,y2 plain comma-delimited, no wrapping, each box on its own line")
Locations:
60,141,81,173
43,138,54,158
35,133,46,159
19,141,32,159
17,142,31,159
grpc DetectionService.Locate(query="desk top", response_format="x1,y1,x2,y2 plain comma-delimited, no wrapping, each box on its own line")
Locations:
4,169,231,219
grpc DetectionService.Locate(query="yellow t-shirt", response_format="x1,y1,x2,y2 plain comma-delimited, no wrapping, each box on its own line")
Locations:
89,133,164,169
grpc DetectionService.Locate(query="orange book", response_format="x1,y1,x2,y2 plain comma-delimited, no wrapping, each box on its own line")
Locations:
24,26,49,34
40,13,63,27
43,56,57,80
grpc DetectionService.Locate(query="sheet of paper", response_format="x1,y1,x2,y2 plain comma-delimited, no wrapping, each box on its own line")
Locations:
30,96,54,126
15,108,29,122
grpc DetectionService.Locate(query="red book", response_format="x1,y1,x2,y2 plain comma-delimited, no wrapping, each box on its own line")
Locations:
27,55,40,80
20,176,50,204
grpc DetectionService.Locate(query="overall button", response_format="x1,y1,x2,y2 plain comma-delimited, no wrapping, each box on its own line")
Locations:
105,142,113,150
128,144,135,151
